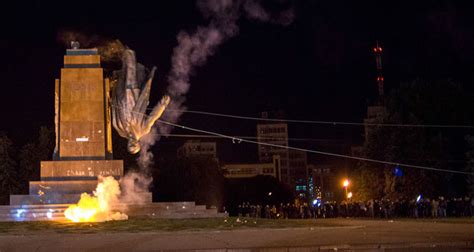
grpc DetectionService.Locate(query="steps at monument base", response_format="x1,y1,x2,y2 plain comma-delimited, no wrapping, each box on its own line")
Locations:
125,202,228,219
29,180,99,195
10,194,81,205
148,210,228,219
0,204,69,213
124,201,197,212
0,204,70,222
0,202,227,222
0,213,67,222
10,192,153,205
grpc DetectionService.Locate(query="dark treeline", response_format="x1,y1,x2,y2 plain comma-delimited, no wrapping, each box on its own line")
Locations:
353,79,474,200
0,127,54,204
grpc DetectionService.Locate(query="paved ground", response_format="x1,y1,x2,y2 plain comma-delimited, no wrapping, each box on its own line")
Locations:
0,219,472,251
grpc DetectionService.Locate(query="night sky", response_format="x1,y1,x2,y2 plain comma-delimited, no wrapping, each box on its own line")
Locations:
2,0,474,163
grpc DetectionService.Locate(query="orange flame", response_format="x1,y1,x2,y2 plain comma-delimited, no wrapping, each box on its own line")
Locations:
64,176,128,222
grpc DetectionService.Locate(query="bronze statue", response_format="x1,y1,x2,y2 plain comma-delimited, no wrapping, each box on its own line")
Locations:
111,49,170,154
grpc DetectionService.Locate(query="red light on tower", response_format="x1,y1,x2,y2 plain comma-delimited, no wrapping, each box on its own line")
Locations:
373,41,384,99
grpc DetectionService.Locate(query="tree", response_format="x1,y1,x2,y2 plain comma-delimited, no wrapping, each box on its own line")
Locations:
18,127,54,193
354,79,474,200
465,136,474,198
0,132,19,204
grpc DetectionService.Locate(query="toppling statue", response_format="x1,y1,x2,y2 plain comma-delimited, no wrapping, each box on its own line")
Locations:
111,49,170,154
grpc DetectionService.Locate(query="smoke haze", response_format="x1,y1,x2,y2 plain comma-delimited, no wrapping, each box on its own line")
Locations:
119,172,154,205
57,30,126,62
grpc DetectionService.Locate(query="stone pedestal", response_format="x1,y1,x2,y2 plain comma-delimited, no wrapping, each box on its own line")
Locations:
9,48,123,206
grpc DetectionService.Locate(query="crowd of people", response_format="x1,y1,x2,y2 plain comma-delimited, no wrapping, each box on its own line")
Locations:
235,197,474,219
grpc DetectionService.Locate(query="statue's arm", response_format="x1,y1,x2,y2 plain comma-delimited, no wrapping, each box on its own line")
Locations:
143,95,171,135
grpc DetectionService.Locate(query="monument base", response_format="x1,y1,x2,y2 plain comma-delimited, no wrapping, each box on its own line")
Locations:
9,159,126,205
0,202,227,222
5,159,227,221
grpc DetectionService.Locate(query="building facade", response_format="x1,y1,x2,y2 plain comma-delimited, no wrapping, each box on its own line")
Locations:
177,140,217,159
257,123,289,183
257,121,310,194
222,155,281,179
308,164,336,202
289,149,308,194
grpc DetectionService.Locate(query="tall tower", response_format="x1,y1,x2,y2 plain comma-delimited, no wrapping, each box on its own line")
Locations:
373,41,384,101
360,41,387,142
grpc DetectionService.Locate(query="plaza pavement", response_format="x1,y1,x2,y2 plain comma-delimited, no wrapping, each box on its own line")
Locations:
0,219,472,251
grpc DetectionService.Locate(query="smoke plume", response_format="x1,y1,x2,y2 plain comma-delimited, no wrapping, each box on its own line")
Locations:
57,30,126,63
138,127,159,172
158,0,294,135
64,176,128,222
119,172,154,205
136,0,293,178
64,174,153,222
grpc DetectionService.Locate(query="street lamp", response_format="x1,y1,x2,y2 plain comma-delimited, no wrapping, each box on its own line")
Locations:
342,178,350,199
347,192,353,199
342,179,349,188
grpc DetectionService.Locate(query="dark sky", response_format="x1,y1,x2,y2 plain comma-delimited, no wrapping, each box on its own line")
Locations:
2,0,474,162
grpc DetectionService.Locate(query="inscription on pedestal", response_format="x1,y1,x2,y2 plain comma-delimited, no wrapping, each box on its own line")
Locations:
40,160,123,180
65,166,121,177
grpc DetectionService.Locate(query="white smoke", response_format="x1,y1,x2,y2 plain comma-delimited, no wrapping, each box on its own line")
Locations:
64,176,128,222
64,174,154,222
138,127,159,171
243,0,270,21
129,129,158,205
119,171,153,205
157,0,294,135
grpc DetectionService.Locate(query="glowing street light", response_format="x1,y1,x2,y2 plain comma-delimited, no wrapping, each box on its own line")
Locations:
342,179,350,199
347,192,353,199
342,179,350,188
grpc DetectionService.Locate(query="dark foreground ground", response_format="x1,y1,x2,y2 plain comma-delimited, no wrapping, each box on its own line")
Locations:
0,218,472,251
